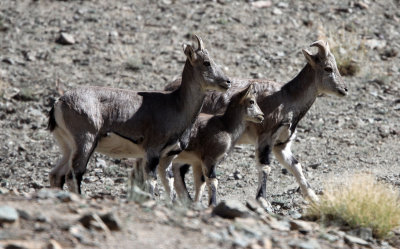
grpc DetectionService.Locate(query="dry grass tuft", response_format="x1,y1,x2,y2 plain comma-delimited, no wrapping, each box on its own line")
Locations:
306,174,400,239
317,25,365,77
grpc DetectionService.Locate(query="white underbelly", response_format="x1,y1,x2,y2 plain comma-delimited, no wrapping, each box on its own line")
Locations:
96,133,145,158
174,151,201,165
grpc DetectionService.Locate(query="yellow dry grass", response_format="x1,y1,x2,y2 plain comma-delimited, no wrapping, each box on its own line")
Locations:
317,24,366,76
307,174,400,239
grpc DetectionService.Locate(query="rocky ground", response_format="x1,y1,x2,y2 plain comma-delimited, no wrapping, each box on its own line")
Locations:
0,0,399,248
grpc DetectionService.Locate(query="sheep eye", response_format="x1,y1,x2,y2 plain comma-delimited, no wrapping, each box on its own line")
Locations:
203,61,211,67
324,67,333,73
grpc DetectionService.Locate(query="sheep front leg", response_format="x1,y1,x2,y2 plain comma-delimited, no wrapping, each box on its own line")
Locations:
202,161,218,207
172,164,193,204
158,155,176,201
255,144,272,200
144,153,160,197
273,141,319,203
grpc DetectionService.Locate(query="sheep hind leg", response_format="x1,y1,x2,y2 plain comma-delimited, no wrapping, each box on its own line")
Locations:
173,164,192,204
49,128,73,189
65,133,98,194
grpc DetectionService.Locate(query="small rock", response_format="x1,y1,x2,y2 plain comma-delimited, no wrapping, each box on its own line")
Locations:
258,198,274,213
251,1,272,8
2,57,15,65
141,200,157,209
95,158,107,168
288,239,321,249
56,32,75,45
288,210,302,219
260,237,272,249
46,239,63,249
3,87,20,100
355,1,369,9
319,232,339,242
0,206,19,223
0,187,9,194
364,39,386,50
268,217,290,231
56,191,80,202
212,200,250,219
289,220,313,234
348,227,373,241
308,163,320,169
246,199,264,214
16,209,32,220
69,224,88,242
344,234,369,246
129,185,152,203
272,8,282,15
100,212,122,231
233,170,243,180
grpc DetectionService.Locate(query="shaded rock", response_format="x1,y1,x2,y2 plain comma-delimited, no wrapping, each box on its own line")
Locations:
46,239,63,249
128,185,152,203
288,210,302,219
0,206,19,223
258,198,274,213
348,227,373,242
319,232,339,242
290,220,313,234
344,234,369,246
212,200,250,219
272,8,282,15
2,57,15,65
3,87,20,100
141,200,157,209
100,212,122,231
55,191,80,203
16,209,32,220
364,39,386,50
56,32,75,45
0,187,10,194
233,170,243,180
69,224,91,243
246,199,264,214
268,217,290,231
288,239,321,249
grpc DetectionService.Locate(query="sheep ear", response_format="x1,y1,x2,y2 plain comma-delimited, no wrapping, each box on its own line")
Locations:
240,84,254,102
183,43,197,64
302,49,317,68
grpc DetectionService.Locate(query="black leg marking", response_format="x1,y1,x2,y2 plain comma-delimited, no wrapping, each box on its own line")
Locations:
147,157,160,179
209,183,217,207
206,165,216,179
179,164,192,200
258,145,271,165
256,172,267,200
60,177,66,189
206,165,217,206
167,150,182,157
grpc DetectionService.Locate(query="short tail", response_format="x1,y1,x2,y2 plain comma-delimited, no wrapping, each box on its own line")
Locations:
47,105,57,131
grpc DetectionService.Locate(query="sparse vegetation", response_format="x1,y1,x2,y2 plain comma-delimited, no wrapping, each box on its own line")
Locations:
317,25,365,76
307,174,400,239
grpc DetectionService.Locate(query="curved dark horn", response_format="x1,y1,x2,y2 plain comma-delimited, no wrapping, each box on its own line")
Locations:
193,34,204,51
310,40,329,58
